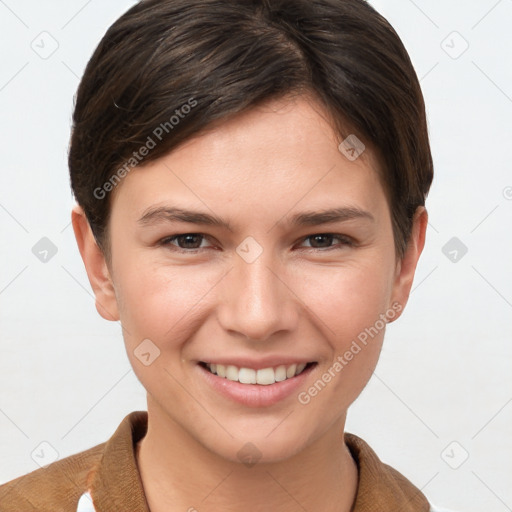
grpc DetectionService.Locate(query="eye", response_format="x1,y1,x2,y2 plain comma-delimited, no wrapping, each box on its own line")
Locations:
158,232,355,253
298,233,355,250
159,233,212,251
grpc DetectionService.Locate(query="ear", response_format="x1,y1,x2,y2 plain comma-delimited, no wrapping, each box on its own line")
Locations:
71,204,120,322
388,206,428,322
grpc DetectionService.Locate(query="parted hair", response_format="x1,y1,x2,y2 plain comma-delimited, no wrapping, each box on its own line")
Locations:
68,0,433,261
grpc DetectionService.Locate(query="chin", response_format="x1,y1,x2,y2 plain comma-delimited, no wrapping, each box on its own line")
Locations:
201,423,313,467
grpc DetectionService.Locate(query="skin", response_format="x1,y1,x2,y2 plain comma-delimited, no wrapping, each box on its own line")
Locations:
72,94,427,512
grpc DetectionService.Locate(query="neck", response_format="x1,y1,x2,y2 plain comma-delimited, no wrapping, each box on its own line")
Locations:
135,400,358,512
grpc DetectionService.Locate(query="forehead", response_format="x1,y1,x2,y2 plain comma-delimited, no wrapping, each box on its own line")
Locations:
109,95,387,226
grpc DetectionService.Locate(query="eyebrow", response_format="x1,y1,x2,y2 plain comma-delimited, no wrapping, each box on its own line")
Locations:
138,207,234,230
286,207,374,226
137,206,374,230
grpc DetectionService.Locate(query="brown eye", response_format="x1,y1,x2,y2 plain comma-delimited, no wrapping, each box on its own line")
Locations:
300,233,354,250
160,233,208,250
308,234,335,248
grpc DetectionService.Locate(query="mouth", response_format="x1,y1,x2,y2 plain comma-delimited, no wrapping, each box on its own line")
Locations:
199,361,317,385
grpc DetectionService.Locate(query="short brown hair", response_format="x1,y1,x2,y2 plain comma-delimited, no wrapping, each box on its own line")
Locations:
68,0,433,261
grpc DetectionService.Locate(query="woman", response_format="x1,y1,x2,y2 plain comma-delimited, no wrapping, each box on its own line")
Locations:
0,1,452,510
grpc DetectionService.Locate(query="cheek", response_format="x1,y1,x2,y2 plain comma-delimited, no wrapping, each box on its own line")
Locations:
292,266,392,420
293,259,393,391
294,257,395,337
113,258,219,348
112,261,221,392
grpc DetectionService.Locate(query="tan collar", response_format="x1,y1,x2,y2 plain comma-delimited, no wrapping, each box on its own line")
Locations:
86,411,430,511
87,411,150,511
344,433,430,511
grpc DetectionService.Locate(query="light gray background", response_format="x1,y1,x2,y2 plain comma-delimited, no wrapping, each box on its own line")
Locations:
1,1,511,510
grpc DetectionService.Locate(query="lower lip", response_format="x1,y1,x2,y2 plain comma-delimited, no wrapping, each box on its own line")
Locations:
197,364,316,408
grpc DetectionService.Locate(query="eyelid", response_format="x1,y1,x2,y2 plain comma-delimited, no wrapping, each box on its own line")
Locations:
159,233,215,251
159,232,356,252
296,233,356,249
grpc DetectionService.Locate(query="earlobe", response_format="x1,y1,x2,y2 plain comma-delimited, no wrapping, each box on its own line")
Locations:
388,206,428,322
71,204,120,322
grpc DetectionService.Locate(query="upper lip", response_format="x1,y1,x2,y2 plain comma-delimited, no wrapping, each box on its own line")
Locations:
199,357,316,371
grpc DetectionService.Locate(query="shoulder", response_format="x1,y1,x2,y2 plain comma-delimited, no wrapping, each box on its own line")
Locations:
0,441,105,512
0,410,147,512
344,433,458,512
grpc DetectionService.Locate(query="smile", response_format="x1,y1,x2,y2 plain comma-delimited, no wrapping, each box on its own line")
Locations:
201,362,314,385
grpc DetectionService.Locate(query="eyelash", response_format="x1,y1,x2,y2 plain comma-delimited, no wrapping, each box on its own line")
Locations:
158,233,355,253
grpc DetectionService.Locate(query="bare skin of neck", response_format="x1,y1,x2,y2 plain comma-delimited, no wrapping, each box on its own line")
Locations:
134,410,358,512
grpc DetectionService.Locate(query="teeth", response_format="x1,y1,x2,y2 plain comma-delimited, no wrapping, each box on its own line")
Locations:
275,365,287,382
256,368,275,385
226,365,238,381
239,367,256,384
286,364,297,378
206,362,309,385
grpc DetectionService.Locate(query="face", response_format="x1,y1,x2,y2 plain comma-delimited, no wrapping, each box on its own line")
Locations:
75,95,424,464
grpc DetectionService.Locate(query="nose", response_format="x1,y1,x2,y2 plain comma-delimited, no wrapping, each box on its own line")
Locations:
216,247,299,342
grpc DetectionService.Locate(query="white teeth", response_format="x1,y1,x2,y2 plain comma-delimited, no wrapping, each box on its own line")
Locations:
286,364,297,378
205,362,310,385
256,368,275,385
296,363,306,375
226,365,238,381
239,367,257,384
274,365,287,382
